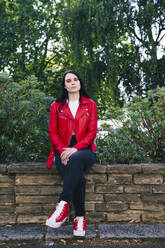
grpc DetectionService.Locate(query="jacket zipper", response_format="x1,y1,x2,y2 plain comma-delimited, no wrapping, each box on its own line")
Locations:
59,112,74,121
86,109,89,122
59,110,75,146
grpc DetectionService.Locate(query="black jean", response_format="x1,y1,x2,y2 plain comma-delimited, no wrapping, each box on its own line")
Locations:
55,136,96,216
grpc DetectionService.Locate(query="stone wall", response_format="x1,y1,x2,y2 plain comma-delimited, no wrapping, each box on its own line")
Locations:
0,162,165,226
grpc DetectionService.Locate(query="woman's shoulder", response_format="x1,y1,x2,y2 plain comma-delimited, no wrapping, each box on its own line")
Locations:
50,100,62,109
81,96,97,106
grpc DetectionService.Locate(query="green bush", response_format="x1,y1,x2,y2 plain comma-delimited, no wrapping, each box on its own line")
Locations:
0,75,54,163
0,74,164,165
96,129,151,164
96,87,165,164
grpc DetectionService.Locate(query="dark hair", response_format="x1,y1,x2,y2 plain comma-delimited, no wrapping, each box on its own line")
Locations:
56,70,89,104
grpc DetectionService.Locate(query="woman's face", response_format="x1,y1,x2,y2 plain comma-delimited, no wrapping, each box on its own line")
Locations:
64,73,81,94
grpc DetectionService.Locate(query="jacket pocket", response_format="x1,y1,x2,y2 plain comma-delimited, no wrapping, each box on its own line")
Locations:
58,114,67,120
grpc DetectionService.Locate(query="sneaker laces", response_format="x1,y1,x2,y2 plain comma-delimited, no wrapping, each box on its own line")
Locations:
48,201,68,220
74,216,86,231
48,202,60,219
56,201,68,221
58,204,67,218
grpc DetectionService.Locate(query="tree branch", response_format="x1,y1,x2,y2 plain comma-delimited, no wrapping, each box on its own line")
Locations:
157,33,165,44
128,26,143,44
43,55,56,70
156,26,165,44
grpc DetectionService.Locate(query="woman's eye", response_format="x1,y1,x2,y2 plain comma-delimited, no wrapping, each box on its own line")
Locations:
74,78,78,81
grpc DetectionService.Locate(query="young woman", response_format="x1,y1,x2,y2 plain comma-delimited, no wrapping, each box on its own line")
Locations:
46,70,97,237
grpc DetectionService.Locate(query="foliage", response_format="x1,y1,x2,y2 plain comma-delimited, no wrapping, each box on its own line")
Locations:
61,0,122,101
0,73,164,164
0,0,62,84
96,87,165,164
97,81,124,119
96,129,150,164
0,75,54,163
0,1,164,164
61,0,165,101
1,0,164,102
0,72,10,85
125,0,165,92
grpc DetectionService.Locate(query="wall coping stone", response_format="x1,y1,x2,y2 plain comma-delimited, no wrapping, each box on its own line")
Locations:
7,162,58,174
1,163,164,174
0,164,7,173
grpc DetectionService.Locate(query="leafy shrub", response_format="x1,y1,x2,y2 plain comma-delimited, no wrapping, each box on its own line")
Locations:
0,75,54,163
96,129,151,164
0,73,10,84
1,74,164,165
96,87,165,164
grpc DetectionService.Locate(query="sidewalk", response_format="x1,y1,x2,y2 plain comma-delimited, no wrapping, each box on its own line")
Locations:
0,224,165,247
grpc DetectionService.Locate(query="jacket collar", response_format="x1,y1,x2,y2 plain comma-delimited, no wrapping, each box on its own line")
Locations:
59,96,89,108
80,96,90,105
58,96,90,120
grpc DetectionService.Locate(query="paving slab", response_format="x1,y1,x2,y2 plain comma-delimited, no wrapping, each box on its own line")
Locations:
98,224,165,239
0,225,44,242
46,224,96,240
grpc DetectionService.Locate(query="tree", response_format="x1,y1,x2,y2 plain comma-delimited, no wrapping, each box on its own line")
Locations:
0,0,62,84
0,74,54,163
125,0,165,92
60,0,165,102
60,0,111,101
0,0,18,69
1,0,164,102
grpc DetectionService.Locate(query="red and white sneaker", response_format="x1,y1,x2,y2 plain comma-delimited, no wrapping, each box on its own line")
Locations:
73,216,86,236
46,200,69,228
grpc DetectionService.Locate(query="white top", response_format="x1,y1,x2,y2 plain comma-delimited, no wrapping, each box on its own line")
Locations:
68,99,79,118
68,99,79,135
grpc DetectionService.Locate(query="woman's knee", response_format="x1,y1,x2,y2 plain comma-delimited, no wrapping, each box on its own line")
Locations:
69,152,82,163
78,149,96,160
68,154,83,170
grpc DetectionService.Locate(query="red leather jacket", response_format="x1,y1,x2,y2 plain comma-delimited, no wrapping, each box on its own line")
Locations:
47,96,97,168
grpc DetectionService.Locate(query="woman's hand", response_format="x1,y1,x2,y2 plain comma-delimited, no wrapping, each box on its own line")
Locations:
61,147,78,165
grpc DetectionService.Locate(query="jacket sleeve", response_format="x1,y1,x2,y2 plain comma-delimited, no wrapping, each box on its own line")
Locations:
48,102,66,154
73,101,97,150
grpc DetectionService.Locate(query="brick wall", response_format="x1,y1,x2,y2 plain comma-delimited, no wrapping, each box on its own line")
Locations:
0,163,165,226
